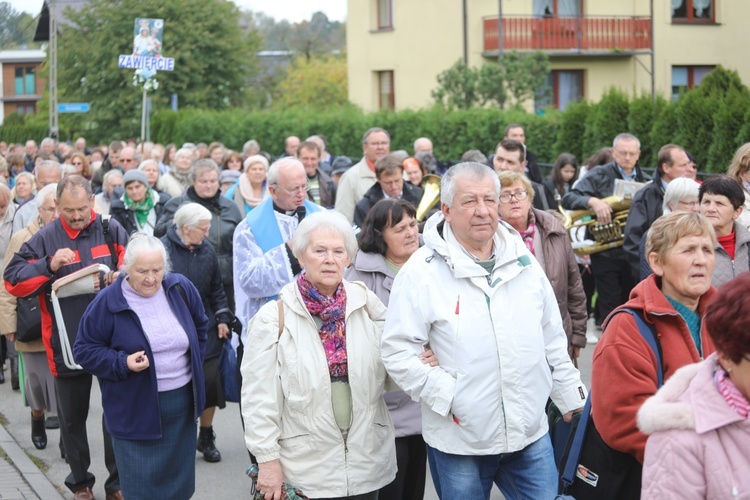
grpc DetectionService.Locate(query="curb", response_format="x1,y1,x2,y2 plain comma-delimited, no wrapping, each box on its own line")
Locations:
0,423,65,500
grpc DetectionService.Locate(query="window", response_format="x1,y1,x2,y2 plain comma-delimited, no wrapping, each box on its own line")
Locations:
377,0,392,29
17,105,36,115
377,71,394,110
672,65,715,99
14,67,36,95
533,0,582,17
672,0,714,23
535,70,583,111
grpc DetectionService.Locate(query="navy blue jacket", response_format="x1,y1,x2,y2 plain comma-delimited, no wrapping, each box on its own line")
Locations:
73,273,208,440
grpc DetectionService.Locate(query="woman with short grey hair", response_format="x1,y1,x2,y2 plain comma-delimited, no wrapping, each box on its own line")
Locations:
160,148,195,197
74,234,208,499
662,177,701,214
161,203,233,464
242,210,399,500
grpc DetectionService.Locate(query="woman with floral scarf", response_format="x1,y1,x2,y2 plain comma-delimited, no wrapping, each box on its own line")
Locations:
111,170,171,236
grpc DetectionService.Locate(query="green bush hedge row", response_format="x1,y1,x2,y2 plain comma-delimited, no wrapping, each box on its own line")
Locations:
5,66,749,174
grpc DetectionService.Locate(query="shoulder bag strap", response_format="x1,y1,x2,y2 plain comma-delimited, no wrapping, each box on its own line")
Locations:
100,215,119,269
560,307,663,490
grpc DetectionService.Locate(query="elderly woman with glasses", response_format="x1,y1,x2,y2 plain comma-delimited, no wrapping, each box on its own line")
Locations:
241,210,397,500
497,171,588,362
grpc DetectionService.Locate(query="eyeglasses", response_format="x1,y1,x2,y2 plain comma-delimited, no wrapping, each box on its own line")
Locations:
274,183,309,195
499,191,529,204
677,200,699,208
613,150,639,158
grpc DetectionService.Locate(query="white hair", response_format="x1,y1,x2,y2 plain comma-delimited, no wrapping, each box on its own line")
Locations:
138,159,160,179
267,157,304,186
174,148,193,161
441,162,500,208
123,233,171,274
663,177,701,214
174,203,212,231
102,169,123,188
613,133,641,150
35,182,57,206
293,211,358,261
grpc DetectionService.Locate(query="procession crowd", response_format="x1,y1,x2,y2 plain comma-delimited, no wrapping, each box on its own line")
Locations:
0,126,749,500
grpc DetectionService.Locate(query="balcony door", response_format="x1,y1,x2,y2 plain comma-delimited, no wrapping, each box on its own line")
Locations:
533,0,582,17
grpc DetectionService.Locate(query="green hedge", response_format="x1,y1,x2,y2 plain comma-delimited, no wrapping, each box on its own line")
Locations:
7,66,749,174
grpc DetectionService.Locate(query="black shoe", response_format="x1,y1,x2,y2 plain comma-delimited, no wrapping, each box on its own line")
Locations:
197,426,221,462
10,357,19,391
45,416,60,429
31,414,47,450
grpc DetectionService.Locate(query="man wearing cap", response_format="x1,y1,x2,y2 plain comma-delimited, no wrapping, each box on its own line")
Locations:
298,140,335,209
335,128,391,223
109,170,170,235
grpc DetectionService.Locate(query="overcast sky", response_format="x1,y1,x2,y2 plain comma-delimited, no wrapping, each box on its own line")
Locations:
11,0,346,23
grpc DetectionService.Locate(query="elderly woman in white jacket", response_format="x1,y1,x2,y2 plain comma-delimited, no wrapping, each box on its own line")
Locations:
241,210,396,500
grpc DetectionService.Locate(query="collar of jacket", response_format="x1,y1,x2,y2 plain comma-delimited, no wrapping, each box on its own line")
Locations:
422,212,532,282
166,224,205,252
532,208,567,237
714,221,750,252
605,274,717,329
352,251,394,278
638,353,744,435
60,209,98,240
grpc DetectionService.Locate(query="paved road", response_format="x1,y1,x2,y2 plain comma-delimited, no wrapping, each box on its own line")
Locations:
0,322,595,499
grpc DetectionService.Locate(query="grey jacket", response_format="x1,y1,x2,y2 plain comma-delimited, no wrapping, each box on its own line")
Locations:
345,251,422,438
712,221,750,288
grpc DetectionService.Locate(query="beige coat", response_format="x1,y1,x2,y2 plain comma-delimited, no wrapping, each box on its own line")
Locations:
0,217,45,352
240,279,396,498
333,158,376,223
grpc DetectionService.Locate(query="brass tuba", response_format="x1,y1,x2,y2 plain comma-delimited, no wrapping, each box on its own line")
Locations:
561,195,633,256
416,174,442,221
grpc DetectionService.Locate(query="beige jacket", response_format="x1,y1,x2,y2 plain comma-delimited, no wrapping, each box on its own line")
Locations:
334,158,376,224
240,279,396,498
0,217,45,352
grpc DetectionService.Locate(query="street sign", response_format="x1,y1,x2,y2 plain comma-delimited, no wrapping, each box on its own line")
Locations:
58,103,90,113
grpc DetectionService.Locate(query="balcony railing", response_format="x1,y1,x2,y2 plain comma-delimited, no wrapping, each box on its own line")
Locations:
483,16,651,53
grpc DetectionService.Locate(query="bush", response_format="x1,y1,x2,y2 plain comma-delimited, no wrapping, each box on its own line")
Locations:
553,100,590,161
649,101,679,166
628,94,666,168
582,87,629,156
707,87,750,173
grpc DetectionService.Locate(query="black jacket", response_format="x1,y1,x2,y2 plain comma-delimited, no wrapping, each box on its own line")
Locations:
526,150,543,184
161,225,230,359
154,187,243,296
561,161,650,259
353,182,423,228
623,173,665,281
110,191,171,235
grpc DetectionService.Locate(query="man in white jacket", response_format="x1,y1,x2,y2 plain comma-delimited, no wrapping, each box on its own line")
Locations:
381,162,587,499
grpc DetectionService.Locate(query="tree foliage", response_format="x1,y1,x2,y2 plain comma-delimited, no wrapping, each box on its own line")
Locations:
55,0,261,141
0,3,38,49
432,51,550,110
273,55,347,109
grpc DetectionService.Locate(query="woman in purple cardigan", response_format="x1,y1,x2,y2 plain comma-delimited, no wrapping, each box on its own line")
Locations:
74,234,208,500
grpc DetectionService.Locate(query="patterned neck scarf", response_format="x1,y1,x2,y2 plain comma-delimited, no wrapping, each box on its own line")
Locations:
122,188,155,227
715,364,750,419
297,273,348,378
517,210,537,256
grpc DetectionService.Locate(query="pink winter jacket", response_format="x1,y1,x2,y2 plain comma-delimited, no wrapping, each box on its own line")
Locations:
637,353,750,499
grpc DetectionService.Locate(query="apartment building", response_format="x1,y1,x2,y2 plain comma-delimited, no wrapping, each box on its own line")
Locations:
0,50,46,124
347,0,745,112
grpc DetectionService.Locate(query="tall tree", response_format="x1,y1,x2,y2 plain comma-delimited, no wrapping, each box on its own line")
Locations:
273,55,347,109
0,3,38,49
55,0,261,141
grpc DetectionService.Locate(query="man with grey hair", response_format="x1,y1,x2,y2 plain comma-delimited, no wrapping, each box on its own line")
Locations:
24,140,38,172
335,127,391,223
13,160,63,232
281,136,300,158
381,162,586,499
40,137,62,162
4,175,127,500
562,132,650,326
413,137,433,156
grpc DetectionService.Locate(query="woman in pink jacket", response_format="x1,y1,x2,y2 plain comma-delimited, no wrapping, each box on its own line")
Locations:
638,272,750,499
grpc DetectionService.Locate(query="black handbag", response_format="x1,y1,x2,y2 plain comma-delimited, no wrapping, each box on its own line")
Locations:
16,297,42,343
557,308,663,500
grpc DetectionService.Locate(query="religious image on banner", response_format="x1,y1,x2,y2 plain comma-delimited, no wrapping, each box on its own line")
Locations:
133,18,164,58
